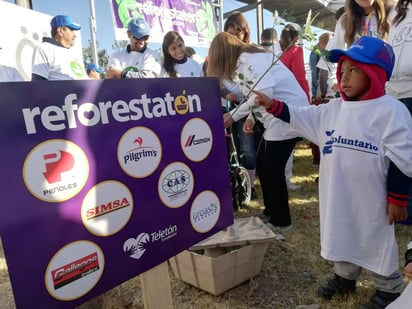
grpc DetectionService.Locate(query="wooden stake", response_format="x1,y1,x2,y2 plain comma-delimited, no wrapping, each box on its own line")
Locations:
140,262,174,309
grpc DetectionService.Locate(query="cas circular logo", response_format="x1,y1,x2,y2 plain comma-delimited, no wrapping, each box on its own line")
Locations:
81,180,134,236
181,118,213,162
174,90,189,114
190,190,221,233
45,240,104,301
117,126,162,178
158,162,194,208
23,139,89,202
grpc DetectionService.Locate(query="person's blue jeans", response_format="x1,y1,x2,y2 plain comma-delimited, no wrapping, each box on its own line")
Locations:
231,118,261,170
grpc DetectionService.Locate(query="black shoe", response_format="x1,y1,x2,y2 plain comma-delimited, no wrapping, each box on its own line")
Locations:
317,274,356,300
359,290,400,309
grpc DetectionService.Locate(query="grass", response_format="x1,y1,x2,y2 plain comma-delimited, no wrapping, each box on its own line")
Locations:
1,141,410,309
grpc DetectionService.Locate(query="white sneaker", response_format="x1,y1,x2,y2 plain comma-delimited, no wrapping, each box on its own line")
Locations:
287,182,300,191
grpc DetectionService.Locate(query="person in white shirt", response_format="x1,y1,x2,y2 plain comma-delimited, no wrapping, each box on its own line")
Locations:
160,31,203,78
106,18,161,79
317,0,392,93
207,32,307,232
0,46,24,82
254,36,412,309
31,15,87,80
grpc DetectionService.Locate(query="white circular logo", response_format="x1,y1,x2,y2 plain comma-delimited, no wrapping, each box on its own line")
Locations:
158,162,194,208
117,127,162,178
81,180,134,236
23,139,89,202
181,118,213,162
190,190,221,233
44,240,104,300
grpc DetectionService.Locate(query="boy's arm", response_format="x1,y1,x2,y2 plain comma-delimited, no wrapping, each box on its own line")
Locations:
386,162,410,224
252,90,291,122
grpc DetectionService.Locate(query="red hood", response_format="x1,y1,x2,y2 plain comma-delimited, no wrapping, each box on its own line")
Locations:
337,56,387,101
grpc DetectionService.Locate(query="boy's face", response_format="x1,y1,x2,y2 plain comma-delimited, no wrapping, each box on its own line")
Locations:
339,59,371,100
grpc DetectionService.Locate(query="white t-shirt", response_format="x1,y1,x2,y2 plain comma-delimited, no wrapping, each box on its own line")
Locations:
108,45,162,78
386,3,412,100
0,64,24,82
230,52,308,141
31,38,87,80
317,12,385,89
160,57,204,77
286,96,412,275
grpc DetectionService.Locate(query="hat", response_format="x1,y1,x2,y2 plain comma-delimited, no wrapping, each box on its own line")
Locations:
127,18,150,39
86,64,103,73
328,36,394,80
51,15,81,30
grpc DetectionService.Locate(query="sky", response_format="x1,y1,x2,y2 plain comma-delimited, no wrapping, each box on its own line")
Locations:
3,0,329,61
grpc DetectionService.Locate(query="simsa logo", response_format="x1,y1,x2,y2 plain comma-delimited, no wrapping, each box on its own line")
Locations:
22,91,203,134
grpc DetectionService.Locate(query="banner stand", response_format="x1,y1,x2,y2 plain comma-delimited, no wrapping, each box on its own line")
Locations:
140,262,174,308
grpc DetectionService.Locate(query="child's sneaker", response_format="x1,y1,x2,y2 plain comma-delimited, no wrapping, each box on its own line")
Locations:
317,274,356,300
359,290,400,309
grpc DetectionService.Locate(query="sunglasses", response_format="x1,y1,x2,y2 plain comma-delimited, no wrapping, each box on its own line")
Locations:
133,35,149,41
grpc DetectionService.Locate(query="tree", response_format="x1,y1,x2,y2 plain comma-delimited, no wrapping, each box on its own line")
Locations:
83,40,109,70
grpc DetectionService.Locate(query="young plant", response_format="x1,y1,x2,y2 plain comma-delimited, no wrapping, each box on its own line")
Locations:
228,10,318,125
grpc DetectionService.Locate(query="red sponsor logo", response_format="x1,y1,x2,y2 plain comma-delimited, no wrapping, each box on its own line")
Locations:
86,197,130,220
43,150,74,184
51,252,99,290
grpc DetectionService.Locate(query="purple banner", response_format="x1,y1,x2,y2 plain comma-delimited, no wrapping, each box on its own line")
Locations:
0,77,233,308
110,0,218,48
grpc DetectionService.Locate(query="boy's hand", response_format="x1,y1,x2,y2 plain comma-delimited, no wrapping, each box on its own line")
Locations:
252,90,273,109
387,202,407,224
406,262,412,280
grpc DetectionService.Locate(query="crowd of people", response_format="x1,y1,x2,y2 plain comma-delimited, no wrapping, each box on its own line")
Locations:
1,1,412,307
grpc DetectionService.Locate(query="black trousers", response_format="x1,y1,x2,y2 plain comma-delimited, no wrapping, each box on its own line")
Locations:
256,138,298,227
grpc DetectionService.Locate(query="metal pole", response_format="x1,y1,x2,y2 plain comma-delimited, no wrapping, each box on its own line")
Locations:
15,0,32,9
89,0,98,65
256,0,263,43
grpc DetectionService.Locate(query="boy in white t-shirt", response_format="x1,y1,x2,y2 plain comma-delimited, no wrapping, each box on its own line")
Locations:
253,36,412,308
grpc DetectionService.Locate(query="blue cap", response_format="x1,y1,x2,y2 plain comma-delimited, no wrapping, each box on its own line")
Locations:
328,36,394,80
86,64,103,73
127,18,150,39
51,15,81,30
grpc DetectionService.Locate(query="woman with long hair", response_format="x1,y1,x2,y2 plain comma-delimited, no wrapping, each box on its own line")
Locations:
207,32,307,231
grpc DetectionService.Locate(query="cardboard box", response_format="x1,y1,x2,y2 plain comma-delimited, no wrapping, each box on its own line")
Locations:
169,217,276,295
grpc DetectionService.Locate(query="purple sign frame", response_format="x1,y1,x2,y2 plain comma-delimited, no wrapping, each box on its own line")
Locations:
0,77,233,308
